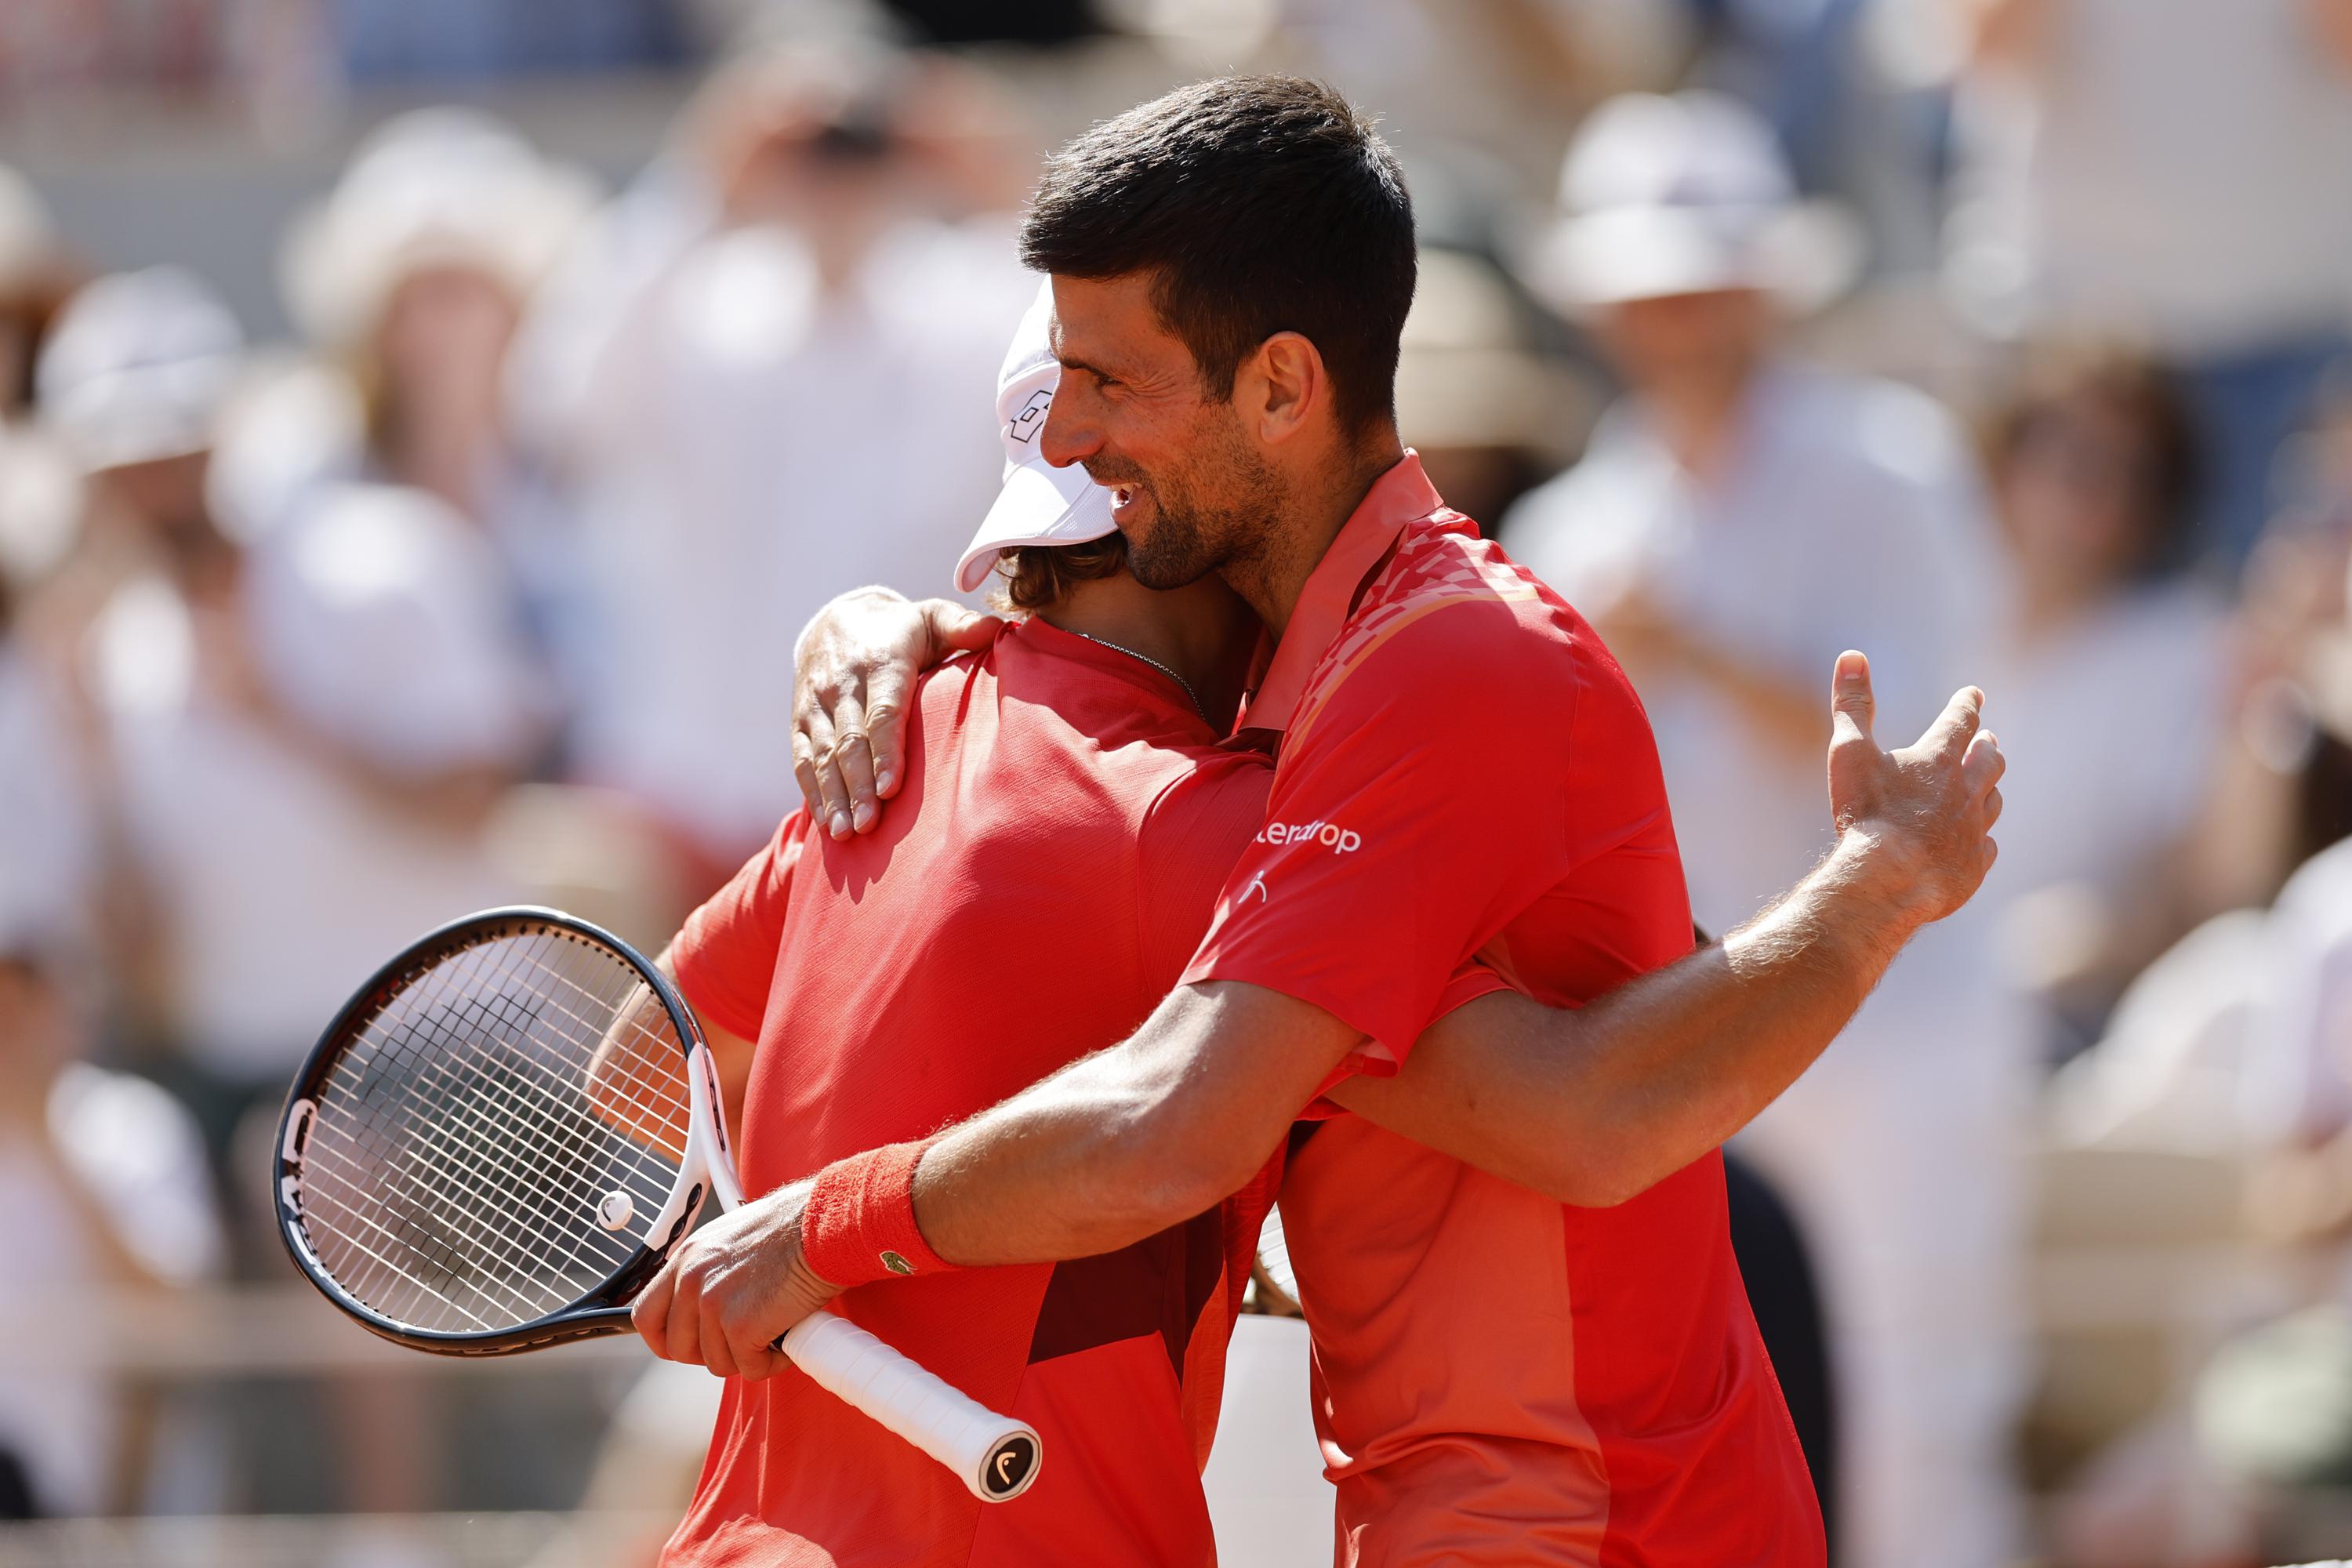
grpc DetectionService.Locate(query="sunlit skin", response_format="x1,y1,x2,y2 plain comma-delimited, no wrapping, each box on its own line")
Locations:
1040,272,1400,638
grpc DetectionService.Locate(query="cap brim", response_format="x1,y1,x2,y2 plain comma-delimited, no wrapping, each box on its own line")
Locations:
1526,202,1863,317
955,456,1118,594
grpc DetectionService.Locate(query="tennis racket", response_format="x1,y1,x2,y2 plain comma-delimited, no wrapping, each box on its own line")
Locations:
272,906,1042,1503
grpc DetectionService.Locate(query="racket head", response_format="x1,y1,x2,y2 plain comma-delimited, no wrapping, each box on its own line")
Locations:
274,906,719,1356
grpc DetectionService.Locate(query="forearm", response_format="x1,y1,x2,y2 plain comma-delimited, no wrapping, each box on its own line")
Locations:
1595,833,1920,1169
906,983,1355,1269
1337,832,1922,1205
910,1052,1207,1268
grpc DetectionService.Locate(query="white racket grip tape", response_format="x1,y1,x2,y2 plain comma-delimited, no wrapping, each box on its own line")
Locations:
779,1311,1043,1502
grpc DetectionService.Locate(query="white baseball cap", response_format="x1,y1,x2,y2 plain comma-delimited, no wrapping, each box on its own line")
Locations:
1526,91,1861,316
36,266,245,473
281,107,598,350
953,281,1117,595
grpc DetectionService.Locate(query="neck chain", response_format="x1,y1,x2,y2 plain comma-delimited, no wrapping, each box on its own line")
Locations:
1062,627,1206,720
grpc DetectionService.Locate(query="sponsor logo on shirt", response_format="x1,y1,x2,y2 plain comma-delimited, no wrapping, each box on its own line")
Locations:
1256,819,1362,854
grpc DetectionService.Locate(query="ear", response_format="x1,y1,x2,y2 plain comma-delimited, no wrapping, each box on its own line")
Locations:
1240,332,1327,446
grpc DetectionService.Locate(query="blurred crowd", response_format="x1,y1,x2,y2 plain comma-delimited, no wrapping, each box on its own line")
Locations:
1,2,2350,1566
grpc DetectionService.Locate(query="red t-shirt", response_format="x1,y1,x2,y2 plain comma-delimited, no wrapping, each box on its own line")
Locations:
664,618,1275,1568
1182,455,1825,1566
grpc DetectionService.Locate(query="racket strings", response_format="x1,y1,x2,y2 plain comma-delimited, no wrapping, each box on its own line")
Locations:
304,1005,633,1322
304,983,646,1327
306,936,682,1327
316,945,665,1298
294,927,697,1334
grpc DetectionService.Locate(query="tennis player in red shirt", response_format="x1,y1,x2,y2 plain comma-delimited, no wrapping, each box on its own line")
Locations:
644,78,2005,1566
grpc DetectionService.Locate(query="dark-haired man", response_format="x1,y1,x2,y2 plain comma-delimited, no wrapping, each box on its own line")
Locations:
644,78,2003,1566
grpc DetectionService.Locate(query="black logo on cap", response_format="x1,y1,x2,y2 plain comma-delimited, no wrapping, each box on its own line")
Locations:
1007,389,1051,444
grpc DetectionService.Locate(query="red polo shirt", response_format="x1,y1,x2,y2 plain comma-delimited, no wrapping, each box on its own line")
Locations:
663,618,1276,1567
1182,455,1825,1566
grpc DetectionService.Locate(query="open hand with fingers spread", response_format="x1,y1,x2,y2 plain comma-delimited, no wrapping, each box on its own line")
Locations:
1823,649,2005,932
791,590,1000,840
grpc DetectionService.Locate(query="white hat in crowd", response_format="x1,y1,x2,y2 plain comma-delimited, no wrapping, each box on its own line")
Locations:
281,107,599,349
954,281,1118,594
1529,90,1861,316
34,265,246,474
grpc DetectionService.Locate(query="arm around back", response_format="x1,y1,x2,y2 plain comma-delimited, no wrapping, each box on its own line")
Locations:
909,979,1362,1266
1330,652,2005,1207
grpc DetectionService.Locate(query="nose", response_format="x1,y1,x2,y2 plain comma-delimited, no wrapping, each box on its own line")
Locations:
1039,386,1101,470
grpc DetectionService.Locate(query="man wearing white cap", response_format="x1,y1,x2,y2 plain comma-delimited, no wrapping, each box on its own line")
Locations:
1502,92,2027,1568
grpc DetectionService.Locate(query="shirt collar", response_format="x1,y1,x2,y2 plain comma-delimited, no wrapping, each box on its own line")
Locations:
1236,451,1445,742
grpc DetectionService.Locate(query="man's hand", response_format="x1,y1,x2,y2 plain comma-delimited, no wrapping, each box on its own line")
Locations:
632,1178,844,1380
1825,650,2005,930
792,589,1000,840
1334,651,2009,1207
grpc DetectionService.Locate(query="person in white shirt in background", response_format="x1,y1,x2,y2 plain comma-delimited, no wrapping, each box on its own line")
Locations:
1503,90,2027,1568
1973,345,2236,1062
505,38,1036,880
1947,0,2352,573
35,266,536,1221
2037,530,2352,1563
0,444,225,1519
213,106,590,758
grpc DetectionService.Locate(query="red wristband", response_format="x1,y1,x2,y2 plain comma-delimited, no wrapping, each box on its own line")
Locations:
800,1138,953,1288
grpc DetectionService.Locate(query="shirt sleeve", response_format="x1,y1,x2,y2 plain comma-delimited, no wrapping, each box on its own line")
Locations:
1180,597,1585,1073
668,808,810,1040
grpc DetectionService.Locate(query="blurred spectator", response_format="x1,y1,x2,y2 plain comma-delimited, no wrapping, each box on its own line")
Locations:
1393,245,1594,525
37,266,527,1202
2039,601,2352,1563
1,432,223,1516
1977,344,2234,1061
0,900,227,1519
1502,90,2027,1568
1945,0,2352,572
2168,383,2352,948
508,40,1034,872
0,163,79,423
217,105,583,753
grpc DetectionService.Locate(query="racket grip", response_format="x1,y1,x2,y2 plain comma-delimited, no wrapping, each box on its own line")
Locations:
778,1311,1043,1503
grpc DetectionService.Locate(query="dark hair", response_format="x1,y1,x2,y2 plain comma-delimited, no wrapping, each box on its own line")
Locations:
1018,75,1415,437
993,533,1130,612
1985,340,2202,579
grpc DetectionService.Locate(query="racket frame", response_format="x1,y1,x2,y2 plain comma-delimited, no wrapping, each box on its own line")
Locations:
274,904,1044,1504
273,906,711,1358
